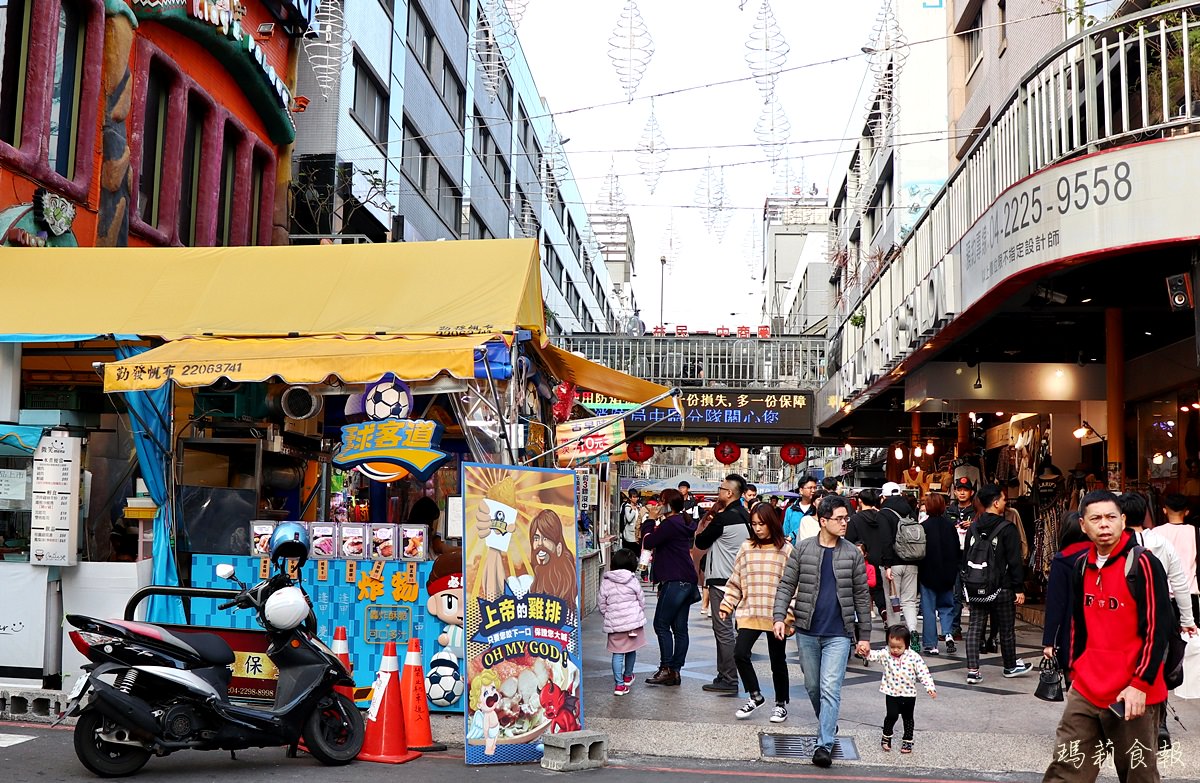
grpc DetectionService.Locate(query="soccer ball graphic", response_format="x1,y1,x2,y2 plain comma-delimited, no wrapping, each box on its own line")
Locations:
425,653,464,707
363,376,411,421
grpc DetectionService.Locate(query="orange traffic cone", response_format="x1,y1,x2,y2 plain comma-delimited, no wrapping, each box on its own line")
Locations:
398,639,447,752
357,641,422,764
332,626,355,702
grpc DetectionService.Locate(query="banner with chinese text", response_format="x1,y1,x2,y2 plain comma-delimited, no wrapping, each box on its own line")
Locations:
462,463,580,765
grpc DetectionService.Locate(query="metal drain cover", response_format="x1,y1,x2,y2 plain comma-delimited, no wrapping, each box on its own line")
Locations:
760,734,860,761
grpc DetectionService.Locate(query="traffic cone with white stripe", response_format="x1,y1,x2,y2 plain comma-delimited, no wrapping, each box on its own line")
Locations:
357,641,422,764
398,638,447,752
332,626,355,701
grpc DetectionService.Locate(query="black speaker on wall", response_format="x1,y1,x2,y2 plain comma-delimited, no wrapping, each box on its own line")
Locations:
1167,272,1194,311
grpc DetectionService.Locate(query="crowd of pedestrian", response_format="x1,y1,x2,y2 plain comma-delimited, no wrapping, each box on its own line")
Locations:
607,476,1194,778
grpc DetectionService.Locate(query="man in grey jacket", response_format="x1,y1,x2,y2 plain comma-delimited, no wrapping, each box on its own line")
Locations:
695,473,751,694
773,495,871,768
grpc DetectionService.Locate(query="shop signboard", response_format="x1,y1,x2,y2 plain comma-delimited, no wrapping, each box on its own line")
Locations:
462,464,581,764
30,432,81,566
554,416,626,465
0,467,26,500
0,565,50,685
333,418,450,480
585,389,814,436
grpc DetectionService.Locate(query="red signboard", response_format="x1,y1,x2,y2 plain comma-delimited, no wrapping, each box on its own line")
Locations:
757,325,771,338
652,326,666,337
675,325,689,337
716,326,731,337
737,326,752,338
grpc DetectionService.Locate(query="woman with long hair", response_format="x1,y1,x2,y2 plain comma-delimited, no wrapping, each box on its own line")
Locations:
1042,511,1090,673
641,488,699,686
718,504,795,723
917,493,961,655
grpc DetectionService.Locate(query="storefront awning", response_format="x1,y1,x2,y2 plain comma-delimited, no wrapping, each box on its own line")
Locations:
0,239,544,339
103,335,494,392
535,343,678,410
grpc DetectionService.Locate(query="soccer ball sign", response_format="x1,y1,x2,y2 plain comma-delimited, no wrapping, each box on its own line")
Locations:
425,652,464,707
363,375,412,421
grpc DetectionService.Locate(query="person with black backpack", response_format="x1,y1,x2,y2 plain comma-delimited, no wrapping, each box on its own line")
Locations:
961,484,1029,685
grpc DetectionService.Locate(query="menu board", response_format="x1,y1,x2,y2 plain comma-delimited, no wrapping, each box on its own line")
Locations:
0,467,26,501
30,432,81,566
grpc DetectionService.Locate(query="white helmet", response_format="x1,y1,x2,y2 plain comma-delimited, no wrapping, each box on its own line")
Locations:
263,586,309,630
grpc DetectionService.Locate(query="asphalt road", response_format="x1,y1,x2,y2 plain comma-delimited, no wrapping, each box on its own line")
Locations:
0,722,1044,783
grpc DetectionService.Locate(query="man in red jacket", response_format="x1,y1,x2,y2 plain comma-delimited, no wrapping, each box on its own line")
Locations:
1042,491,1173,783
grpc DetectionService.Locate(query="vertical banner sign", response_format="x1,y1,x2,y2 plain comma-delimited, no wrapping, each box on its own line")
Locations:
31,432,81,566
462,463,581,765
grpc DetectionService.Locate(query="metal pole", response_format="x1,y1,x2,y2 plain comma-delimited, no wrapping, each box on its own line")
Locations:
660,255,666,329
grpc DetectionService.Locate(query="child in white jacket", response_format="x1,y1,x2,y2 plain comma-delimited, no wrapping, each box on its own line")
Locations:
866,625,937,754
597,549,647,695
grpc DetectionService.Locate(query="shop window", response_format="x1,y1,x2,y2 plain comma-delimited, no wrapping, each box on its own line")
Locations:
137,63,169,227
0,0,29,148
48,0,86,178
353,54,388,147
178,96,205,247
215,123,238,246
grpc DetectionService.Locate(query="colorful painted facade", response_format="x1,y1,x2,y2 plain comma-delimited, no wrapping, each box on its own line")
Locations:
0,0,302,249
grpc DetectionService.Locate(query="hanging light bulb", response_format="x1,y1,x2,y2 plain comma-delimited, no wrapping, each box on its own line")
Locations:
925,439,935,455
894,445,904,461
1167,450,1174,458
912,446,921,460
1153,452,1165,465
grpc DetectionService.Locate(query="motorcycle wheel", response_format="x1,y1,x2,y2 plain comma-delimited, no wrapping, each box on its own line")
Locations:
73,711,151,778
302,693,364,765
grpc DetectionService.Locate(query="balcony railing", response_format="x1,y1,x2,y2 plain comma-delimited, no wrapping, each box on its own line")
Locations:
550,335,827,390
833,0,1200,341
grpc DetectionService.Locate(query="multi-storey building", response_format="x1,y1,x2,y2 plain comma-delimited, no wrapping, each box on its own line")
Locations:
759,195,830,336
820,2,1200,503
291,0,621,334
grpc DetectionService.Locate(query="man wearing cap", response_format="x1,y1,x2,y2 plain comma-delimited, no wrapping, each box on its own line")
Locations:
947,476,976,643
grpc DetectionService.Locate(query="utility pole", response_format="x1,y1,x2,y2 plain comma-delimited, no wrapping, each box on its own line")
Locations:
659,255,667,329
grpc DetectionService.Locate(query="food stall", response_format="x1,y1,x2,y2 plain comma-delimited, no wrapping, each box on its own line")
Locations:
0,239,679,713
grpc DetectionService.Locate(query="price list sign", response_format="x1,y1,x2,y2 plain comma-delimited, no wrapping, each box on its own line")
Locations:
30,431,81,566
555,416,627,466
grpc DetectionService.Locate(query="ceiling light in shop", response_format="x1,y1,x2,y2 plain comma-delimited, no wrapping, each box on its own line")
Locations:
1153,453,1165,465
926,440,935,455
1168,420,1176,426
1081,297,1093,303
996,412,1005,416
1073,426,1090,439
894,446,904,461
1167,451,1174,458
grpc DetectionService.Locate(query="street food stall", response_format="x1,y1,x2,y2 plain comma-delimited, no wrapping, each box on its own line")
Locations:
0,239,679,714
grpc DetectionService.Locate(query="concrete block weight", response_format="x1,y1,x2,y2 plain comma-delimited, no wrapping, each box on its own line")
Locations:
540,730,608,772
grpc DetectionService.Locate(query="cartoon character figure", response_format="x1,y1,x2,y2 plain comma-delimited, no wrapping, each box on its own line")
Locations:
425,549,465,657
538,679,580,734
467,670,502,755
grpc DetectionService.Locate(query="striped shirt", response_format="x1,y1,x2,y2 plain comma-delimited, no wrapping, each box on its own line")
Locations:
719,540,794,631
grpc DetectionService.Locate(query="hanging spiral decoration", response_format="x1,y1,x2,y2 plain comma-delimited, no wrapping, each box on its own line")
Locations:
302,0,352,101
608,0,655,103
636,100,669,194
744,0,790,103
475,0,518,102
694,160,729,239
857,0,908,212
755,98,791,173
598,160,628,214
504,0,529,27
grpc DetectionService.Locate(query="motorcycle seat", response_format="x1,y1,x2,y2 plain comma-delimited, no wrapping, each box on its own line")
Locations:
181,633,236,666
107,620,235,666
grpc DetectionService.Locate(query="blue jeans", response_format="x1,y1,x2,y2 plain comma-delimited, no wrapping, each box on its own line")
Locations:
611,651,637,684
653,581,694,670
919,584,955,650
794,633,852,750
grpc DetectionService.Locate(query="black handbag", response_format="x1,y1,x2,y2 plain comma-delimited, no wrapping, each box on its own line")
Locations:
686,582,702,605
1035,655,1065,702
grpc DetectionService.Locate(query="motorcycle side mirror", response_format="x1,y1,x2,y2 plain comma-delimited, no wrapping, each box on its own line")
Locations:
215,564,238,581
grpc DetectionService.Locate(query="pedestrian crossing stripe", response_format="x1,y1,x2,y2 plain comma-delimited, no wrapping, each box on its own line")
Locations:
0,734,34,748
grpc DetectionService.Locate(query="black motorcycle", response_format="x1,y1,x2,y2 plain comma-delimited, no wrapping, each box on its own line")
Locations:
59,563,363,777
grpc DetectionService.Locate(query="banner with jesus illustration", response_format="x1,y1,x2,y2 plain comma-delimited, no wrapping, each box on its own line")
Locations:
461,463,580,765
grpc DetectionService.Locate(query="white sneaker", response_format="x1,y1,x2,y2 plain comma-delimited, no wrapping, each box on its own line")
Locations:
1004,659,1031,678
770,704,788,723
735,695,765,719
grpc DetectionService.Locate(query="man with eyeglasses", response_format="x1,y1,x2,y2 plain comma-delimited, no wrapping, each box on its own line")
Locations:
784,475,820,545
695,473,752,694
772,495,871,768
1043,490,1172,783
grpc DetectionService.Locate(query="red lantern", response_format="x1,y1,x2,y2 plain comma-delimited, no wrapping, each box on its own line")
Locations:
627,439,654,462
714,441,741,465
780,443,808,465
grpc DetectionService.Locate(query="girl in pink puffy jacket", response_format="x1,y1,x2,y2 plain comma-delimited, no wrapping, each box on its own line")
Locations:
598,548,648,695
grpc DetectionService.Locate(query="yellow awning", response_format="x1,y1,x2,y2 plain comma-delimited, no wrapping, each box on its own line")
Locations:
103,335,492,392
0,239,544,339
536,343,678,409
